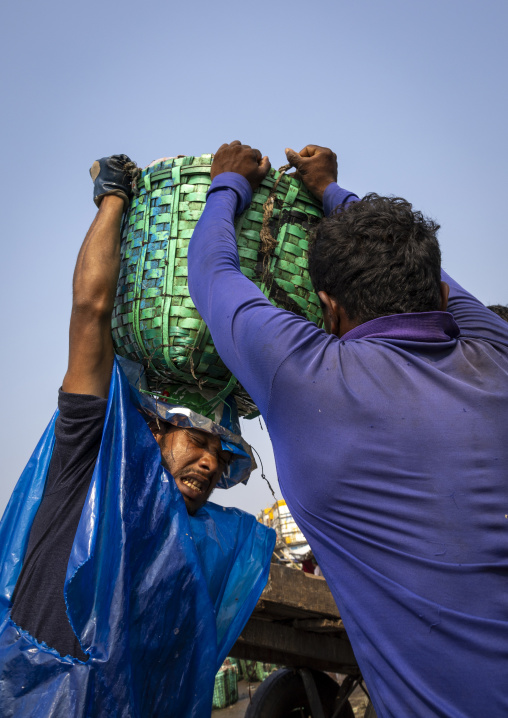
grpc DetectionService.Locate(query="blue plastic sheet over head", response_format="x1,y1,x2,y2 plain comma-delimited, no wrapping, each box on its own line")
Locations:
118,356,256,488
0,360,275,717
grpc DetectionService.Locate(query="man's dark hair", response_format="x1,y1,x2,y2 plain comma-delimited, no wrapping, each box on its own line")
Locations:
308,194,442,324
487,305,508,323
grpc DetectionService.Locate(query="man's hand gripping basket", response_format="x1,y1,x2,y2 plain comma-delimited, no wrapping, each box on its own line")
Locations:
112,155,323,417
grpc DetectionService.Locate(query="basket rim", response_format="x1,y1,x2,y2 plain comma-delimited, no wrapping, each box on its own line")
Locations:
137,155,322,209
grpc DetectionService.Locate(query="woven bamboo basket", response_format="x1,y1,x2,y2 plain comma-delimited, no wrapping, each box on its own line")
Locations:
112,154,323,417
213,662,238,709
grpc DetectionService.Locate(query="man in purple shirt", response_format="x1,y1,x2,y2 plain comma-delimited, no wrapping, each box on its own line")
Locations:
188,142,508,718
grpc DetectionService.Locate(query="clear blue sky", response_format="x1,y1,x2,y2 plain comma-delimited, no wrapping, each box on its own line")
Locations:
1,0,507,516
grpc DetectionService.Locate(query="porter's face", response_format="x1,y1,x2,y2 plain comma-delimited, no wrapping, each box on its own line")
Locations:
154,426,231,514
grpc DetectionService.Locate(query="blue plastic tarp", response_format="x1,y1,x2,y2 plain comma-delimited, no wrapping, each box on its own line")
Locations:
0,360,275,717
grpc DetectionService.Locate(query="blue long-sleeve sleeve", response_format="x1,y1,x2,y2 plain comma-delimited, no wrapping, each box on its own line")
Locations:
442,269,508,345
322,181,359,214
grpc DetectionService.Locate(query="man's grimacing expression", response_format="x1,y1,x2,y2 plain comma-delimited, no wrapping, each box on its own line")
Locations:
151,424,232,514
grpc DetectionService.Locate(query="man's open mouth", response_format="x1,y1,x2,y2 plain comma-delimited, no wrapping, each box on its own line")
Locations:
181,476,207,494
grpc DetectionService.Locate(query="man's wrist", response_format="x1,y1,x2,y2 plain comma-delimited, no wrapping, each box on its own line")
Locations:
323,183,359,216
98,194,126,213
90,154,139,210
207,172,253,215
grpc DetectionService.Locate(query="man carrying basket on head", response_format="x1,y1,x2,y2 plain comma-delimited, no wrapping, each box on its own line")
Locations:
0,154,275,717
187,141,508,718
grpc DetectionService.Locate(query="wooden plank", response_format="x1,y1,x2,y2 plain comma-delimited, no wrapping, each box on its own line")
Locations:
253,563,341,620
230,618,359,675
229,563,359,673
291,618,344,633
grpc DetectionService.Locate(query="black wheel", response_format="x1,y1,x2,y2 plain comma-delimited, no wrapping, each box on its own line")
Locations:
244,668,355,718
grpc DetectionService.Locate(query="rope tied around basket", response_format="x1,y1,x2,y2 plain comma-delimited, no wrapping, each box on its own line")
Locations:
259,163,291,281
124,160,142,196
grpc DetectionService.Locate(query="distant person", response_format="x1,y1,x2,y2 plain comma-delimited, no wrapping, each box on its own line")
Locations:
187,141,508,717
488,304,508,322
0,154,275,717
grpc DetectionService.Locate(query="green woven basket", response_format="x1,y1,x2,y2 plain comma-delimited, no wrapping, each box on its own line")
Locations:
239,659,278,683
212,663,238,709
112,154,323,416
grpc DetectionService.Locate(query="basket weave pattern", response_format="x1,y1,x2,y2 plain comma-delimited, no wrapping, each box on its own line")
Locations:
112,155,323,415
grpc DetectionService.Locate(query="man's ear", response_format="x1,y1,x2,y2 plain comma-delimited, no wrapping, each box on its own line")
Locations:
318,291,358,337
318,291,341,336
148,419,165,446
440,281,450,311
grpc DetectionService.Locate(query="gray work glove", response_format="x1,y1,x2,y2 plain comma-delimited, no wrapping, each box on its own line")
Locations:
89,154,141,209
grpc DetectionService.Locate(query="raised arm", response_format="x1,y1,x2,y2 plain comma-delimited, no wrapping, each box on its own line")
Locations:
188,143,359,415
440,269,508,345
62,155,139,398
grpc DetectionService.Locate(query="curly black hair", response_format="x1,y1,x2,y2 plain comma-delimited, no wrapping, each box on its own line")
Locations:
308,194,442,324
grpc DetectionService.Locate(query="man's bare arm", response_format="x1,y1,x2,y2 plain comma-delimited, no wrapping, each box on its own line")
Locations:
62,155,139,398
62,195,124,398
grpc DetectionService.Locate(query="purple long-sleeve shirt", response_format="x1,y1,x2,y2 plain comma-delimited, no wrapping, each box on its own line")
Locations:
188,173,508,718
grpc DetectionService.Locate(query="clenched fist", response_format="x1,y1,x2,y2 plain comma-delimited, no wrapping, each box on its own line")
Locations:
211,141,271,191
285,145,337,202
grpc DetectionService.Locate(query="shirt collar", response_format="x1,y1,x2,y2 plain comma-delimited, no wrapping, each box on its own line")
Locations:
340,311,460,343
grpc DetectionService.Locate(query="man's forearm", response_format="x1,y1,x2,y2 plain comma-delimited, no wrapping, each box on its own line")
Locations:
63,195,124,397
188,173,253,323
72,197,124,311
